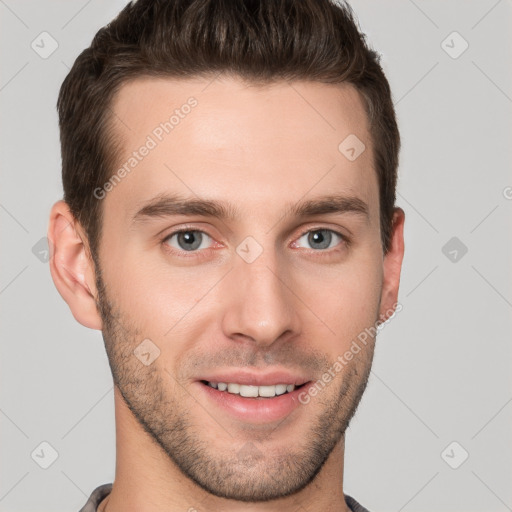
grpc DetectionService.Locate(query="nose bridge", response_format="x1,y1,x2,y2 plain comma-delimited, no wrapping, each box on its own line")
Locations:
221,239,300,346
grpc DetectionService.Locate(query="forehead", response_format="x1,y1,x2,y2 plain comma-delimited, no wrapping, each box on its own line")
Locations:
105,75,377,223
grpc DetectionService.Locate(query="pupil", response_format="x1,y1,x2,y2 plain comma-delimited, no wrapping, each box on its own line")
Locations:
179,231,201,251
309,230,330,250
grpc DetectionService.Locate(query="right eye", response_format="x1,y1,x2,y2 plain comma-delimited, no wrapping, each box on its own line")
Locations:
163,229,214,253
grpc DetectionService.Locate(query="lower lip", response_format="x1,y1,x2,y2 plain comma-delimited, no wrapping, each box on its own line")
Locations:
196,381,311,424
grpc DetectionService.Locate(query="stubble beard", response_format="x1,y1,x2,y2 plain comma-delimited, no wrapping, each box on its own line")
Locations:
94,270,376,502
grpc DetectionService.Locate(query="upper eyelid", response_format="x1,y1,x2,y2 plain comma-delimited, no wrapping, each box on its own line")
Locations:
162,227,214,245
297,226,345,239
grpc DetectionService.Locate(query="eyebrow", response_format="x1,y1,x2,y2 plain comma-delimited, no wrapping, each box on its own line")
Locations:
131,193,369,225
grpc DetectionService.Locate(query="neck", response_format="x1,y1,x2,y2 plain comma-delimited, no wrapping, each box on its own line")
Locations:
100,387,351,512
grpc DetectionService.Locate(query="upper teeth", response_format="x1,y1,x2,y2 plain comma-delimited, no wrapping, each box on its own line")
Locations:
207,382,296,397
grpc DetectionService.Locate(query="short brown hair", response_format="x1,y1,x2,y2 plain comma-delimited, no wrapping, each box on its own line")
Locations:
57,0,400,262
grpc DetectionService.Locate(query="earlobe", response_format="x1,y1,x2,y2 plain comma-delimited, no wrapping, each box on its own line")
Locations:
47,200,103,330
379,207,405,324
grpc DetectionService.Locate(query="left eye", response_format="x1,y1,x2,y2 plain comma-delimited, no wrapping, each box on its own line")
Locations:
295,229,344,251
164,230,213,252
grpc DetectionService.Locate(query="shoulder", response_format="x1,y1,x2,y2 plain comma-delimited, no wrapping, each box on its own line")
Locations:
345,493,372,512
78,483,113,512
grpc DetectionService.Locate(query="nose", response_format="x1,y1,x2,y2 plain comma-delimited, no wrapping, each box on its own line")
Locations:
220,248,301,348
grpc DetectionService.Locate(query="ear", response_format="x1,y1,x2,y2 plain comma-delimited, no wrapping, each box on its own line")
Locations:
47,200,103,330
378,207,405,323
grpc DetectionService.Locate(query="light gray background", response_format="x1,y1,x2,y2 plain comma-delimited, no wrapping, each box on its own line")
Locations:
1,1,511,511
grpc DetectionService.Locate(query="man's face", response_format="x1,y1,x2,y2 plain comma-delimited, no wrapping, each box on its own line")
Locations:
95,76,389,501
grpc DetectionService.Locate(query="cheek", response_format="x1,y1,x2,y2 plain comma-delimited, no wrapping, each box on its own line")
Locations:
297,253,383,350
104,252,225,334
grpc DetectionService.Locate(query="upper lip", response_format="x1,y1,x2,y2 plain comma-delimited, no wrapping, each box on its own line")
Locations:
198,369,311,387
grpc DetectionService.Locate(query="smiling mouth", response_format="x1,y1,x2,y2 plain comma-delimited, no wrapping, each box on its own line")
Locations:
200,380,309,399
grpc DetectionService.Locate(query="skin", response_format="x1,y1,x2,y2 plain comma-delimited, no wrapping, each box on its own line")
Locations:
48,75,405,512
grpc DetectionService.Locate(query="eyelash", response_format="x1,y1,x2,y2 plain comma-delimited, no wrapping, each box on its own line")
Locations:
161,226,350,259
